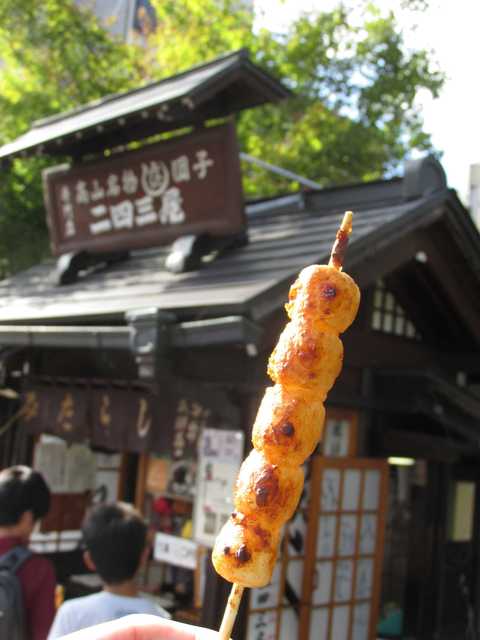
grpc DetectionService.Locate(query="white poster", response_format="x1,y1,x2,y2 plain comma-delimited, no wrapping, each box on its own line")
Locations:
93,470,120,504
64,444,96,494
154,532,198,570
33,435,68,493
193,428,244,547
34,436,99,495
323,418,350,457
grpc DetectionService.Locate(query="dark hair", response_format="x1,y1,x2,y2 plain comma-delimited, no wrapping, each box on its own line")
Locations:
82,502,148,584
0,465,51,526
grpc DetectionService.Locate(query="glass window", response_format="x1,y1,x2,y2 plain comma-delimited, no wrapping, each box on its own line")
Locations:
370,280,420,340
448,481,476,542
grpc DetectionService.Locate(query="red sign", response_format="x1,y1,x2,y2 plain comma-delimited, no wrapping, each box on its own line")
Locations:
43,122,245,256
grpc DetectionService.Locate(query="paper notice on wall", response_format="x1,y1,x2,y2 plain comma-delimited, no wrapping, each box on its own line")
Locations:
154,532,198,570
34,436,95,494
93,470,120,504
33,435,68,493
193,428,244,547
323,417,351,456
64,443,96,493
95,452,122,469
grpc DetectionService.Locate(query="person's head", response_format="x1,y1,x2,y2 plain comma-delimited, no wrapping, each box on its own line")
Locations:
0,465,51,539
82,502,149,586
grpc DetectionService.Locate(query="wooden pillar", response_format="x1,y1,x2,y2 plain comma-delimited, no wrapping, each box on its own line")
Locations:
135,453,149,513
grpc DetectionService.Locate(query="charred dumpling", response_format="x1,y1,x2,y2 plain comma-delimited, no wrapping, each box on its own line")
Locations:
212,513,280,588
268,320,343,397
252,385,325,467
233,449,304,529
286,264,360,334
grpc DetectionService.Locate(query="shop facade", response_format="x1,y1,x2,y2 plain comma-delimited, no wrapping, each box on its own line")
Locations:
0,50,480,640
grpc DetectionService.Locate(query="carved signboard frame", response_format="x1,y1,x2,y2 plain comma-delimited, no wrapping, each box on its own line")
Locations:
43,121,245,256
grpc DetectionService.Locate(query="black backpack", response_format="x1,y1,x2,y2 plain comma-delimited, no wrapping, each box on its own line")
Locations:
0,546,32,640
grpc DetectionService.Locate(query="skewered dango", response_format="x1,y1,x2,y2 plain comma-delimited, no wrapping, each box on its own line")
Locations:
214,212,360,638
267,319,344,398
234,449,304,528
286,263,360,334
252,384,325,467
214,512,279,588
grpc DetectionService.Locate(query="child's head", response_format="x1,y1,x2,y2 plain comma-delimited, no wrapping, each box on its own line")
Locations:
82,502,149,585
0,466,51,536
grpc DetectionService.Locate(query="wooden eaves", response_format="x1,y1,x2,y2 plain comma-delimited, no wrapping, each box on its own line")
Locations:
0,49,291,163
0,157,479,376
0,315,263,351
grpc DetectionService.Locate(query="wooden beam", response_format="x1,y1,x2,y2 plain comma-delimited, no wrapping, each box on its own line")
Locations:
343,327,439,370
0,315,263,351
376,427,467,462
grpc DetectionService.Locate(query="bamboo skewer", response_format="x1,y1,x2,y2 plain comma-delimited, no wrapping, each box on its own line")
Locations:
328,210,353,270
218,584,244,640
216,211,354,639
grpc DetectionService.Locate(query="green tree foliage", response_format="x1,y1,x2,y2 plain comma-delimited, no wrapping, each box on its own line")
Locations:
0,0,143,275
149,0,444,195
0,0,443,274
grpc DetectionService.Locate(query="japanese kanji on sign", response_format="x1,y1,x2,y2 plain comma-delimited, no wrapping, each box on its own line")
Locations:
43,122,245,255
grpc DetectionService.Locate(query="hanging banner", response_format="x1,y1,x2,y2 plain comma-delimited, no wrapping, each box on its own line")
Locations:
43,122,245,256
21,387,88,442
49,387,89,442
165,381,241,461
153,381,242,499
90,388,162,453
20,380,240,460
90,388,127,451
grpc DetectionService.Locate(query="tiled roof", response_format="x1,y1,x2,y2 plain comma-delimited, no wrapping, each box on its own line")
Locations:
0,178,454,325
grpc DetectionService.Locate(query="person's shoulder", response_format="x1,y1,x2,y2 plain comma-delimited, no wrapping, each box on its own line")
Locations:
137,595,172,619
60,592,104,613
47,595,84,640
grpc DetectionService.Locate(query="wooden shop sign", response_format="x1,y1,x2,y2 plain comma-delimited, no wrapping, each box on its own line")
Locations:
43,122,245,256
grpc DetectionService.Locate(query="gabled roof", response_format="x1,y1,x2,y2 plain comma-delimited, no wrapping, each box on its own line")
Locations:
0,49,290,162
1,157,479,347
